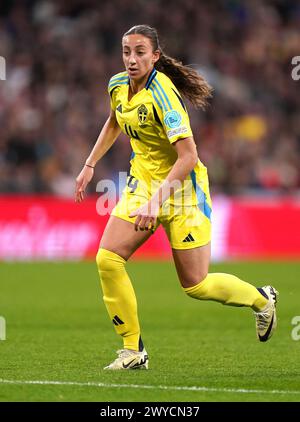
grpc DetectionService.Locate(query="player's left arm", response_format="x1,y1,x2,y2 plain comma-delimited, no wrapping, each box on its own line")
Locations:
130,136,198,231
155,136,198,204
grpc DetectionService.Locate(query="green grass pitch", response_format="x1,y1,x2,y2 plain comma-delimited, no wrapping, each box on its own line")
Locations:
0,260,300,402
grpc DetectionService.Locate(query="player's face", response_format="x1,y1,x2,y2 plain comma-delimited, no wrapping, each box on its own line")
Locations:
122,34,159,80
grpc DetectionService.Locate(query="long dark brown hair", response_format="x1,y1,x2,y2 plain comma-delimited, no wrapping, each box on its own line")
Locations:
123,25,212,109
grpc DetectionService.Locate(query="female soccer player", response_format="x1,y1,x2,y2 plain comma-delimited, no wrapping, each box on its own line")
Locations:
75,25,278,370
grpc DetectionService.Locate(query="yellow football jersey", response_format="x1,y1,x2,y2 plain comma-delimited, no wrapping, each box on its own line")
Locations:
108,68,211,217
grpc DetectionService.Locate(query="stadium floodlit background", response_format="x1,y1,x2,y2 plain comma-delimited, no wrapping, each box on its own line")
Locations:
0,0,300,403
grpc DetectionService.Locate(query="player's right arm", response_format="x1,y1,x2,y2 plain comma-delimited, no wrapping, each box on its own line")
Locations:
75,108,121,203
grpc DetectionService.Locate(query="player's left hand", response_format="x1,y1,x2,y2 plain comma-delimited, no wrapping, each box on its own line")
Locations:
129,201,159,232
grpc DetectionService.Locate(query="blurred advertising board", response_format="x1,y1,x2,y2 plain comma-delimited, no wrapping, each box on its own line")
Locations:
0,195,299,260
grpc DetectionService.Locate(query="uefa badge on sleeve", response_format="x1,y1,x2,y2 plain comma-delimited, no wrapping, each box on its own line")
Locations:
164,110,182,128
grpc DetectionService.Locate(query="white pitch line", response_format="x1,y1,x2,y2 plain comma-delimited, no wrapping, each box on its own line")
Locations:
0,379,299,395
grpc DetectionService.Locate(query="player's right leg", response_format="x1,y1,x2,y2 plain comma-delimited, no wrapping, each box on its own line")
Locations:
97,194,154,369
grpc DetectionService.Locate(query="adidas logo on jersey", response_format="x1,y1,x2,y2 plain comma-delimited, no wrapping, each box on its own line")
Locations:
182,233,195,242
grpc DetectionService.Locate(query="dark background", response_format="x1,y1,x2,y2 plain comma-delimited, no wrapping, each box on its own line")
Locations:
0,0,299,197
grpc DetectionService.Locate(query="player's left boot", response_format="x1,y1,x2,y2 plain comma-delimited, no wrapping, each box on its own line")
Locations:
254,285,279,342
103,348,149,370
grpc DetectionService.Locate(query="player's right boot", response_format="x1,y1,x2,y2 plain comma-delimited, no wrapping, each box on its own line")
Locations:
254,285,279,342
103,348,149,370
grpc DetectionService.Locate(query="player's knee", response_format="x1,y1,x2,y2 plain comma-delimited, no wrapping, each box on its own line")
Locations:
96,248,125,273
182,270,208,289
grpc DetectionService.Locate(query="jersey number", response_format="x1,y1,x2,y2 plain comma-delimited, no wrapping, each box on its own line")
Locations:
127,176,138,193
124,124,140,140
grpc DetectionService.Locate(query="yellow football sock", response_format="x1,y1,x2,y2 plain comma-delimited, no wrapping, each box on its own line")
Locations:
96,248,141,351
184,273,268,311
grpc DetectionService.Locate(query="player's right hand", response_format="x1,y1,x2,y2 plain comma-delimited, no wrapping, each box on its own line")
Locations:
75,166,94,203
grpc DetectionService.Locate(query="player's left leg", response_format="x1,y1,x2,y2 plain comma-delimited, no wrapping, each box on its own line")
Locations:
172,243,268,309
172,244,278,341
162,202,278,342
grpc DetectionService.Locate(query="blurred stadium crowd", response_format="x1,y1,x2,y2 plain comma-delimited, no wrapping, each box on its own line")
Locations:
0,0,299,196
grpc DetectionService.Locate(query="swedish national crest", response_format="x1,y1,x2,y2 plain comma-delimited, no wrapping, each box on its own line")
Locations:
137,104,148,124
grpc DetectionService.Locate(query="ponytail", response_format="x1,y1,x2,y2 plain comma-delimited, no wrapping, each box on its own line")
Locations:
155,53,212,110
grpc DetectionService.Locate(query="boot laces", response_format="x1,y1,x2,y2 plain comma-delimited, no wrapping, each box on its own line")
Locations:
256,310,270,330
